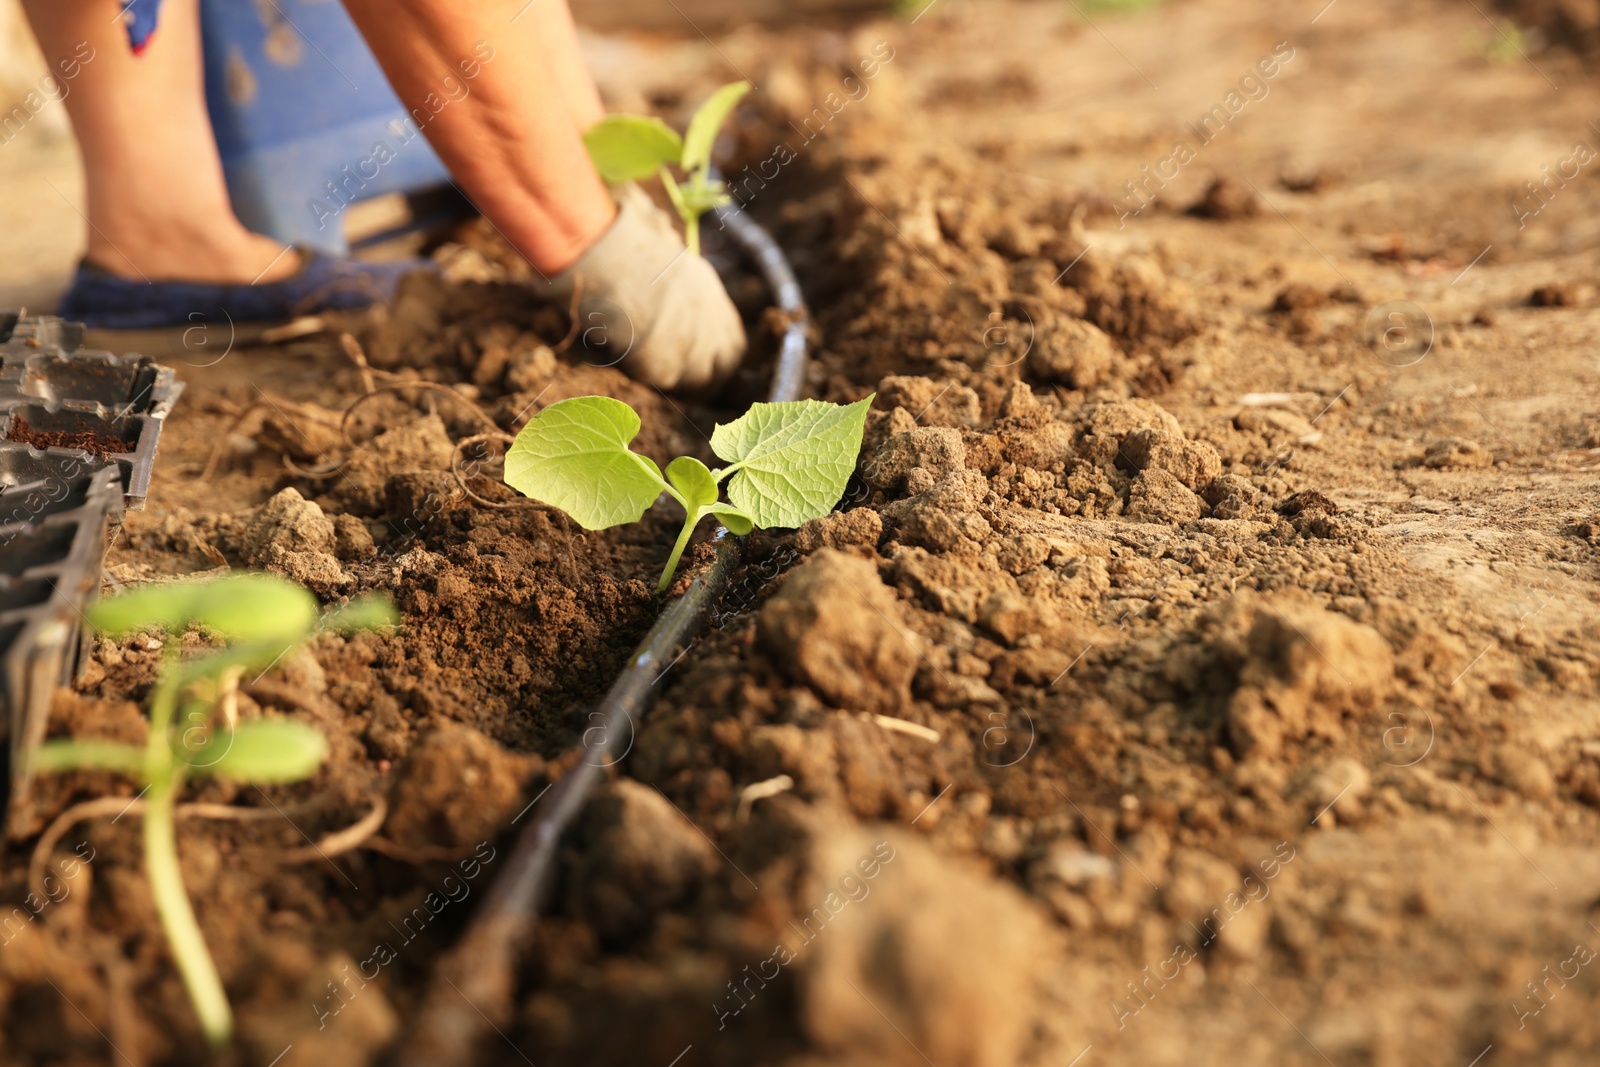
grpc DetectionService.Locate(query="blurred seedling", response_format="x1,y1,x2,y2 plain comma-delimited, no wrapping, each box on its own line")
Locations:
1470,19,1532,65
582,80,752,256
1075,0,1165,12
504,394,871,593
30,573,397,1047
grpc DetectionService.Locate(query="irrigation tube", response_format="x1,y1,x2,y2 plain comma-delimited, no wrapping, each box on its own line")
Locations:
396,201,810,1066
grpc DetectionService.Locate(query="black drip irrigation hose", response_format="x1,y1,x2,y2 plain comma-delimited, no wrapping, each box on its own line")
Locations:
395,201,810,1067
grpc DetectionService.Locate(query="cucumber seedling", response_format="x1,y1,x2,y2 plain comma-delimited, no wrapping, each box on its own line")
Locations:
504,394,871,593
30,573,397,1047
583,80,751,256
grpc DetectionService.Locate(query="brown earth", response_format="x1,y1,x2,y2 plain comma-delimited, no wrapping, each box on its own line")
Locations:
6,415,137,458
4,0,1600,1065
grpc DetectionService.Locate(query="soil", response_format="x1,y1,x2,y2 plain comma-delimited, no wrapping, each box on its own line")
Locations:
5,414,137,459
5,1,1600,1065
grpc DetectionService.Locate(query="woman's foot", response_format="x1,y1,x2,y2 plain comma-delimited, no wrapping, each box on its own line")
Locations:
84,220,305,286
58,247,426,332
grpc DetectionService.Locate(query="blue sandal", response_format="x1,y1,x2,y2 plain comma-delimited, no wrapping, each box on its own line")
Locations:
57,247,427,353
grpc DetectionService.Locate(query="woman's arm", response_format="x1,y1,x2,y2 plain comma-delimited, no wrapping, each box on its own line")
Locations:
341,0,615,277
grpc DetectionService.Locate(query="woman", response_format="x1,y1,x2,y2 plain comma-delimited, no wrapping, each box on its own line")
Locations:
21,0,744,390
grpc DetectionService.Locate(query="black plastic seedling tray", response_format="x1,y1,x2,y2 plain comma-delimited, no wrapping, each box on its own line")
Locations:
0,461,124,836
0,311,184,837
1,322,182,508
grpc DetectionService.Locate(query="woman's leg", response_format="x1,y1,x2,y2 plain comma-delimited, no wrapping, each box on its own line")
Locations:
19,0,298,284
340,0,616,277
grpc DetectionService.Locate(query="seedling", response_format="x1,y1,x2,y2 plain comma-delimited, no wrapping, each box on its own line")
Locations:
30,573,397,1047
504,394,871,593
1472,19,1529,65
1076,0,1165,11
583,80,752,256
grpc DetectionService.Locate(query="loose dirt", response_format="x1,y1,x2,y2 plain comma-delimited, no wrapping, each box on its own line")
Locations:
5,0,1600,1065
5,414,137,458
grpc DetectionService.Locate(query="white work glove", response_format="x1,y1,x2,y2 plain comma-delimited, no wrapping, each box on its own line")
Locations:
550,189,747,391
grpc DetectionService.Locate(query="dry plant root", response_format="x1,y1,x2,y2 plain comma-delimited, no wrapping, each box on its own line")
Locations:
338,381,500,447
451,432,518,509
30,796,389,897
192,401,265,483
359,836,490,864
551,276,585,356
193,396,345,482
339,332,378,395
276,798,388,863
217,666,243,731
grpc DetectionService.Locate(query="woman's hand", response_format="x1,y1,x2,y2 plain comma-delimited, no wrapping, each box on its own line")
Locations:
552,192,747,391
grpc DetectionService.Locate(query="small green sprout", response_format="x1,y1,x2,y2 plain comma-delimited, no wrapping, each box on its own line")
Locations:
1473,19,1529,65
583,80,752,256
1075,0,1165,11
504,395,871,593
31,573,397,1048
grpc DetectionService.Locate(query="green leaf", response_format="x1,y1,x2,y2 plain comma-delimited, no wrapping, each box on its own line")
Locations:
665,456,719,512
681,81,751,174
171,640,294,689
703,502,754,535
31,739,147,777
584,115,684,183
321,595,400,634
87,582,204,635
665,457,753,533
89,573,318,645
187,720,328,783
192,575,319,644
710,396,873,528
503,396,669,530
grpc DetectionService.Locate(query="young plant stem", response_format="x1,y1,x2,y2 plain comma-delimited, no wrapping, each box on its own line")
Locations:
142,660,233,1046
659,170,699,256
658,512,701,595
144,769,232,1047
